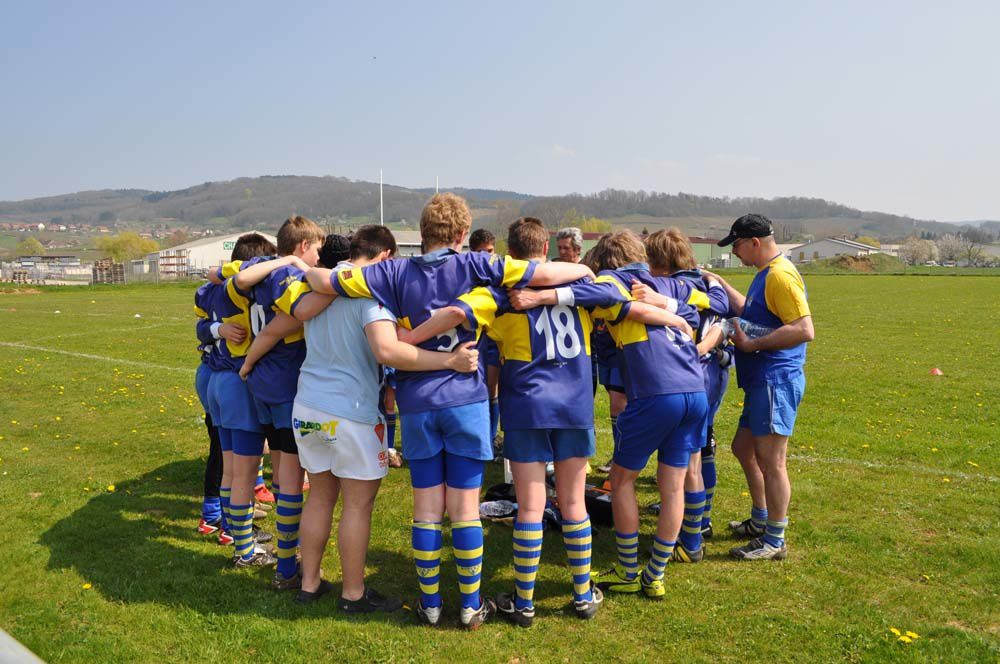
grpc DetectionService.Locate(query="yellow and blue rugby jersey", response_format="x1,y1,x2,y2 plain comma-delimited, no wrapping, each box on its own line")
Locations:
454,282,595,430
245,264,311,405
736,254,810,388
194,278,253,372
570,264,706,401
332,248,537,414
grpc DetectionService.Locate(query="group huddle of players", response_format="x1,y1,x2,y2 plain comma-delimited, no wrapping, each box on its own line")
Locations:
191,194,741,630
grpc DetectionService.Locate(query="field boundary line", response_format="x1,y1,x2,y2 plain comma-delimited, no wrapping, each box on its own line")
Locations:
593,427,998,482
27,320,189,343
0,341,195,374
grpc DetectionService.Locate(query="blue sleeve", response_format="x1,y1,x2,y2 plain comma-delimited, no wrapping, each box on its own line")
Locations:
467,253,537,289
707,282,731,317
196,318,215,345
569,280,628,309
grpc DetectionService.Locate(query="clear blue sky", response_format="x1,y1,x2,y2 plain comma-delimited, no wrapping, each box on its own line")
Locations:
2,1,997,220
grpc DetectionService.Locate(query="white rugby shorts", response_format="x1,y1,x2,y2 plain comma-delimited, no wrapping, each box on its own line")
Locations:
291,402,388,480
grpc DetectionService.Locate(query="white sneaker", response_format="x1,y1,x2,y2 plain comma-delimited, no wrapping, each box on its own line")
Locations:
730,537,787,561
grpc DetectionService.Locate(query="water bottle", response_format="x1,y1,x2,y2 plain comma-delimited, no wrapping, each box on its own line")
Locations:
722,317,775,339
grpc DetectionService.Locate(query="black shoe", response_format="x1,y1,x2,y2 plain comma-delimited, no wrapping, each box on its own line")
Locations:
338,587,403,614
702,521,714,540
296,579,334,604
573,583,603,620
495,591,534,628
233,548,277,568
460,597,497,630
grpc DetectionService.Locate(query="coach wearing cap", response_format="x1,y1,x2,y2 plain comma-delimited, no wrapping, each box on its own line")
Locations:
703,213,814,561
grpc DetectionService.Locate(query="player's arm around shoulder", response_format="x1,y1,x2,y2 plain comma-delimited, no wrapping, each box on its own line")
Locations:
525,260,595,287
239,312,301,380
365,319,479,373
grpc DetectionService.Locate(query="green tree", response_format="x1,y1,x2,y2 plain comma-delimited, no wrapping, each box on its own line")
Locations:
16,237,45,256
96,232,159,262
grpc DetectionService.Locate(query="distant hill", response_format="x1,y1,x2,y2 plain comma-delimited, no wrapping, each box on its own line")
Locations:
0,175,982,242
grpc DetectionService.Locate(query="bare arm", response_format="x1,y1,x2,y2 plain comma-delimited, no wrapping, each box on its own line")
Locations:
701,270,745,315
507,288,557,310
291,292,336,322
234,255,308,291
625,301,693,338
239,312,302,380
696,323,725,355
400,306,468,346
365,320,479,373
630,281,672,309
305,267,340,296
526,262,594,287
732,315,814,353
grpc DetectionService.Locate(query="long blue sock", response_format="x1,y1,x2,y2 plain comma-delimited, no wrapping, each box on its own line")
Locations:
202,496,222,522
764,518,788,548
679,490,706,552
385,412,397,450
751,505,768,530
412,521,442,608
615,531,639,579
453,520,484,609
275,492,303,579
230,503,255,560
489,399,500,442
562,516,593,602
512,520,543,610
255,461,265,488
701,452,716,530
642,536,675,583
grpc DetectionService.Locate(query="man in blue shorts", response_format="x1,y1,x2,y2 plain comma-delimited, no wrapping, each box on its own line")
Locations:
306,193,593,628
706,214,814,560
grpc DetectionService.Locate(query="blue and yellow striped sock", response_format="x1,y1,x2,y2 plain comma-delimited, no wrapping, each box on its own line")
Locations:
412,521,442,608
452,519,484,609
641,536,674,584
385,412,397,450
230,503,255,560
219,486,232,534
751,505,768,530
562,516,593,602
275,492,303,579
489,399,500,442
255,461,265,488
764,518,788,548
512,520,543,610
679,490,706,552
701,455,716,530
615,531,639,580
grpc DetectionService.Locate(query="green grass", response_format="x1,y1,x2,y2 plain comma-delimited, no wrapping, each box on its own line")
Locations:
1,277,998,663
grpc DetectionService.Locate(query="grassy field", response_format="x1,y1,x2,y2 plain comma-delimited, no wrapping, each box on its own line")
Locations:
1,276,998,663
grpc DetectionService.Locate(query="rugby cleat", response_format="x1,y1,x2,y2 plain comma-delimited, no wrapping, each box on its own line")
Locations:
252,525,273,544
573,583,604,620
595,564,640,594
339,587,402,614
495,592,534,628
646,502,661,515
640,574,665,600
728,517,765,539
671,542,705,563
460,597,497,630
271,568,302,591
217,531,234,546
233,548,277,568
702,521,714,540
198,517,221,535
730,537,787,561
254,484,276,503
414,599,443,627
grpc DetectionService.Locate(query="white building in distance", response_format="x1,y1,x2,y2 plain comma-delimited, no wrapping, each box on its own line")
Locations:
152,231,277,278
788,237,880,264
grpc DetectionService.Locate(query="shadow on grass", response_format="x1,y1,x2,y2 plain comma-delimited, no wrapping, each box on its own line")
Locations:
39,459,411,620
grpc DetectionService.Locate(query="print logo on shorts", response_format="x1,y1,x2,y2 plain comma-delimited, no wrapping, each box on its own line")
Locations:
293,417,339,439
377,450,388,469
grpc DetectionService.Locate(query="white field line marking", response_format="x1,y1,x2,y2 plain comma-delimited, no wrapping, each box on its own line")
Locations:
591,427,998,483
0,341,195,374
30,320,188,343
0,310,189,320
